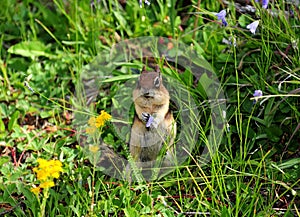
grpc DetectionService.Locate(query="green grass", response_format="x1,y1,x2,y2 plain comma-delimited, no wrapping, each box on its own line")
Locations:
0,0,299,216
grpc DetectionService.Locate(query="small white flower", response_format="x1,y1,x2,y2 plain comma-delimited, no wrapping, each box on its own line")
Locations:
246,20,260,34
139,0,150,8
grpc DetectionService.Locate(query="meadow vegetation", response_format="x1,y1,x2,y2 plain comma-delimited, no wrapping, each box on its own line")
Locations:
0,0,299,216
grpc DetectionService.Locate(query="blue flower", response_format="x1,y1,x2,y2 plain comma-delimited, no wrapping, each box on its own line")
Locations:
146,115,154,128
216,9,226,20
262,0,269,8
253,90,263,104
215,9,228,26
246,20,259,34
255,0,269,9
222,19,228,26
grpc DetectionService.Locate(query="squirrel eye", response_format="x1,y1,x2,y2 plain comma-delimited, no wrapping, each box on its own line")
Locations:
154,77,160,87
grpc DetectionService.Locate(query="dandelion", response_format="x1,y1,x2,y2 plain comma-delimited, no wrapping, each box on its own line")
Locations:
89,145,100,153
86,126,96,134
253,90,263,104
30,187,41,195
215,9,228,27
87,111,111,128
88,116,97,127
86,111,111,134
32,158,63,217
33,158,63,182
95,110,112,128
246,20,259,34
39,181,55,189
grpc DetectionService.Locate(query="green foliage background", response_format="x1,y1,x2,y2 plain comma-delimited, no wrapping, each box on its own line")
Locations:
0,0,299,216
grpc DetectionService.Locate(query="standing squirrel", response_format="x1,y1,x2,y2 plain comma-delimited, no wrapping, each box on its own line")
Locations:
130,66,176,163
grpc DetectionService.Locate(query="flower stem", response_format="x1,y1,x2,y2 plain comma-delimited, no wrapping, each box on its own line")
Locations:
39,188,49,217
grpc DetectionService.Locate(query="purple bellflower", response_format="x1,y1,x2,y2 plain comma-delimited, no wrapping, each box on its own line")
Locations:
253,90,263,104
216,9,226,20
262,0,269,9
146,115,154,128
246,20,259,34
215,9,228,27
255,0,269,9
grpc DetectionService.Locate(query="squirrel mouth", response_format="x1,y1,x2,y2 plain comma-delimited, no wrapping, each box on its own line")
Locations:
143,93,155,99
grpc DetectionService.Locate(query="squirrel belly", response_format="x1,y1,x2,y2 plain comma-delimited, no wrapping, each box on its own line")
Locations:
129,66,176,163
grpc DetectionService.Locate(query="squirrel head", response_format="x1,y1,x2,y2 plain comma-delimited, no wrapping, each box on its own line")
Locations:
136,66,163,97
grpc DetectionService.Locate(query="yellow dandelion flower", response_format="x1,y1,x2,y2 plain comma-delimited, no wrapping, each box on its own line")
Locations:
88,116,96,127
33,158,63,180
49,159,63,168
51,171,61,179
35,169,50,181
86,126,96,134
89,145,100,153
40,181,55,189
48,167,63,178
95,110,111,128
31,187,41,195
37,158,49,169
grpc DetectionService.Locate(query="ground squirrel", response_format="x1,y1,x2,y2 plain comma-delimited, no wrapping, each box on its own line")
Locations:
130,66,176,164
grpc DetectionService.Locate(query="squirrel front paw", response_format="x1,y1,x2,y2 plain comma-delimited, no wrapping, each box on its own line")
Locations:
141,112,150,123
142,112,158,129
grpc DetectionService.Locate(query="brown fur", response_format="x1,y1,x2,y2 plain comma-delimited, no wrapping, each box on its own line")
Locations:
130,66,176,162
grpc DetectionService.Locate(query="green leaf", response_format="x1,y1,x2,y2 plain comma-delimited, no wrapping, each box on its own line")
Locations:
238,14,247,27
7,41,56,58
221,206,231,217
101,74,139,83
0,118,5,132
8,110,20,131
141,194,152,207
277,158,300,170
0,156,10,167
113,11,133,36
265,125,283,142
124,207,138,217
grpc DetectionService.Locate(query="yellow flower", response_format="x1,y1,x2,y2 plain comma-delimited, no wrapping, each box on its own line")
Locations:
35,169,50,181
86,126,96,134
31,187,41,195
95,110,111,128
33,158,63,181
37,158,49,169
88,117,97,127
89,145,100,153
87,111,111,129
40,181,55,189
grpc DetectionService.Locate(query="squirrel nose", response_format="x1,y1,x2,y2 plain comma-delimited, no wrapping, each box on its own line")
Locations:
142,89,150,96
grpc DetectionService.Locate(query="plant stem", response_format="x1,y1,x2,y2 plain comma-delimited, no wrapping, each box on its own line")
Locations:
39,188,49,217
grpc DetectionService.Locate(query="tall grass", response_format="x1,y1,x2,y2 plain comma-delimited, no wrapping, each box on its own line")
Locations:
0,0,299,216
